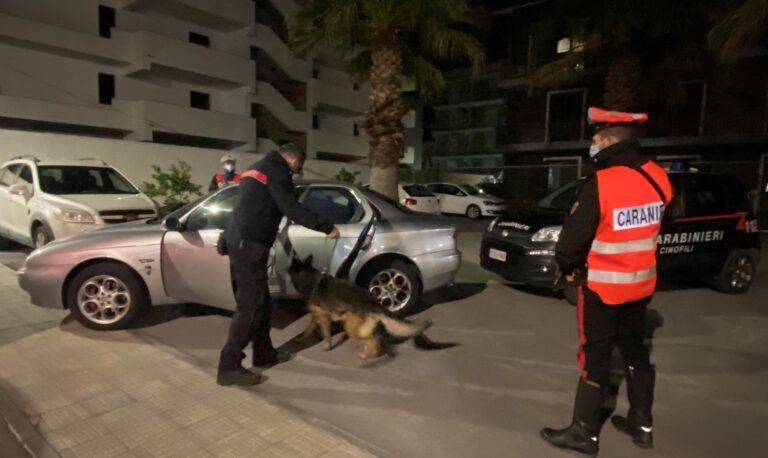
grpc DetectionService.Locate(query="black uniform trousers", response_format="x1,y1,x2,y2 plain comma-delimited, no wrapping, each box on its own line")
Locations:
217,237,274,373
576,285,652,385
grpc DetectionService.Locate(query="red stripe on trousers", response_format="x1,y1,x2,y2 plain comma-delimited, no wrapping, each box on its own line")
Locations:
576,286,587,381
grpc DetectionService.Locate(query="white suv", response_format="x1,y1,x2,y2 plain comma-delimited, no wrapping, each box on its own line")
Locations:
0,156,157,248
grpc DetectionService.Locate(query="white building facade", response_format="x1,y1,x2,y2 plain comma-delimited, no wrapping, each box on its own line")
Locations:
0,0,375,164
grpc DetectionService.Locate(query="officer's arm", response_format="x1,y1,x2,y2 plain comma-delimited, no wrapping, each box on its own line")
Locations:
268,171,334,234
555,178,600,276
208,176,218,192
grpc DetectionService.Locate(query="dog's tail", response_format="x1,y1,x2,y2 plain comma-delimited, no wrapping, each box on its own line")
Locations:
413,334,460,351
378,316,431,339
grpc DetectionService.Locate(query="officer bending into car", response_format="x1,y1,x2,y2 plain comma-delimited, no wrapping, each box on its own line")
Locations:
217,143,340,386
541,108,673,455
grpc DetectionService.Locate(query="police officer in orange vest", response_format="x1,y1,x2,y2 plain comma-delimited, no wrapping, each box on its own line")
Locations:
209,153,241,192
541,108,673,455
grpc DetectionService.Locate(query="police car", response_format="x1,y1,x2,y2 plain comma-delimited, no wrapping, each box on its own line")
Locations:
480,172,761,294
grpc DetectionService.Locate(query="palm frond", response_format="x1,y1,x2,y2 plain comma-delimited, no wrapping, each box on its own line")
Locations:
347,51,373,81
421,25,486,73
708,0,768,58
412,56,446,100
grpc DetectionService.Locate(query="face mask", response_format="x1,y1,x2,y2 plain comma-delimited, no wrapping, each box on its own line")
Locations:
224,163,235,173
589,144,600,158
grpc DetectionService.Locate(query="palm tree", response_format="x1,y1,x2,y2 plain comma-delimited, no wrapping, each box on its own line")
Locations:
290,0,486,199
709,0,768,60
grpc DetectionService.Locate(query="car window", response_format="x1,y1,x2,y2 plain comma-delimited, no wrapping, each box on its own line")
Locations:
0,164,20,187
37,166,138,195
186,187,240,231
687,175,728,216
17,165,34,191
722,177,750,213
402,185,434,197
303,187,363,224
459,185,480,195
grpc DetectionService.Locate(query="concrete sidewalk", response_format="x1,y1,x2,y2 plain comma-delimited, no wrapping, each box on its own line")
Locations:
0,264,375,457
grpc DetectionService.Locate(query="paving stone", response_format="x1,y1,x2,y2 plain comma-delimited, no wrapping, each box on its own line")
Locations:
44,416,110,451
39,403,92,433
78,391,135,417
59,433,129,458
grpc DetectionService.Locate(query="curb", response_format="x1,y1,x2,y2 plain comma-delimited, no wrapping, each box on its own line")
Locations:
0,382,59,458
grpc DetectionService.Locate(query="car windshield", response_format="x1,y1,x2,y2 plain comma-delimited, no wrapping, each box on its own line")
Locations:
538,181,581,211
38,166,138,195
402,185,434,197
459,185,480,195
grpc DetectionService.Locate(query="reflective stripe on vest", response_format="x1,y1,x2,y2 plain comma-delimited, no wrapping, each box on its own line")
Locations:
242,170,268,185
590,237,656,254
588,266,657,284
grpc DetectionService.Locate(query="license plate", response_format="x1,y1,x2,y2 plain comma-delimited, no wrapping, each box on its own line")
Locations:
489,248,507,262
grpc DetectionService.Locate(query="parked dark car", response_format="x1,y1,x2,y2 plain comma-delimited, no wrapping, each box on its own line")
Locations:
481,172,761,294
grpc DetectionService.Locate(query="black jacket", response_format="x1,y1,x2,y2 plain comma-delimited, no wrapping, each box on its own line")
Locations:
555,140,651,278
230,152,333,244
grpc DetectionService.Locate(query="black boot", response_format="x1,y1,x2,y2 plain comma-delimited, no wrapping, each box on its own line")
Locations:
541,378,603,456
252,349,295,368
612,366,654,448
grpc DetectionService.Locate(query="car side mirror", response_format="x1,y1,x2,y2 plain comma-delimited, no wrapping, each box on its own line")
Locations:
164,216,184,232
9,184,31,198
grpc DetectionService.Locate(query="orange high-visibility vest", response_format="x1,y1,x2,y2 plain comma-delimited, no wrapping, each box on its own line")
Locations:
215,172,241,188
586,161,673,305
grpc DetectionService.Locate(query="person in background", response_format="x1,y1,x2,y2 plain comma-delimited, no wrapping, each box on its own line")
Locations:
209,153,241,192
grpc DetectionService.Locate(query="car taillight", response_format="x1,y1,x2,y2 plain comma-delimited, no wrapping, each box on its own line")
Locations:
404,198,417,206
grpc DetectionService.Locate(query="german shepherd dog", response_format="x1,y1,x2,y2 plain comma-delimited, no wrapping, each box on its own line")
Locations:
288,255,457,359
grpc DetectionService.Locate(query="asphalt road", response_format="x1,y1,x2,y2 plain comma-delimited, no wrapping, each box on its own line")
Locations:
2,217,767,457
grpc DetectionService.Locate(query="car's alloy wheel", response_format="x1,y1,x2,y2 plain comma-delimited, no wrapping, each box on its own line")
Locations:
714,250,756,294
67,262,149,330
369,268,413,313
77,275,132,325
466,205,482,220
359,259,422,316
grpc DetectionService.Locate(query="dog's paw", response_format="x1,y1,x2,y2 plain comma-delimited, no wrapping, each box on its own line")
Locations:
321,341,333,351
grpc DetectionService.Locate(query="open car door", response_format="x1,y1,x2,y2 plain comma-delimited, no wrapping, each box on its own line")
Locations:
160,187,239,310
272,184,375,294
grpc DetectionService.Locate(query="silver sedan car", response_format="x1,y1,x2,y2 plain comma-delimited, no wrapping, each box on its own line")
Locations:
18,182,461,330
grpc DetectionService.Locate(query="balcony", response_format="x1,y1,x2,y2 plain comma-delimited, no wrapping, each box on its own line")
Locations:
0,13,132,66
250,82,310,133
118,0,253,31
0,94,132,135
309,129,369,160
126,30,254,88
309,78,369,117
251,23,310,82
121,99,255,147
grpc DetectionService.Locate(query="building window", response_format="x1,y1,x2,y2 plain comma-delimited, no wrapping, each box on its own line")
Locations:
190,91,210,110
312,115,319,129
98,73,115,105
353,124,359,136
189,32,210,47
312,69,320,79
98,5,115,38
353,83,360,91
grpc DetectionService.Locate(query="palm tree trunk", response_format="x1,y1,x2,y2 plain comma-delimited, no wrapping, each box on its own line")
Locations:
364,37,406,200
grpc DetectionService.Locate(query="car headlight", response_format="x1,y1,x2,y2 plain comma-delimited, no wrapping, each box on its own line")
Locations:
483,200,499,206
531,225,562,242
488,217,499,232
56,209,96,224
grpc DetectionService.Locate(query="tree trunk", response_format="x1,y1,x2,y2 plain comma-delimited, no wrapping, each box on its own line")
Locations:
363,37,406,201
